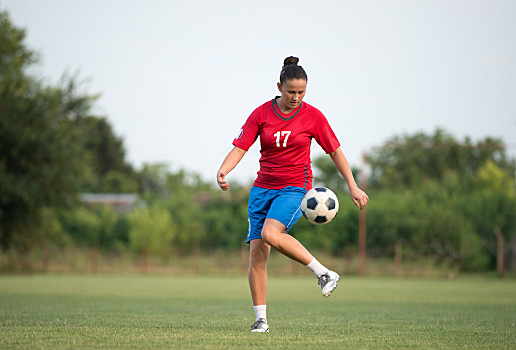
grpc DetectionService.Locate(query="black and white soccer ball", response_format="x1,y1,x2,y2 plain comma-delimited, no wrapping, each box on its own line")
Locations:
301,187,339,225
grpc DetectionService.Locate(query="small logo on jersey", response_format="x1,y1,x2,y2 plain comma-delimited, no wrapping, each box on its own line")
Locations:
235,128,243,139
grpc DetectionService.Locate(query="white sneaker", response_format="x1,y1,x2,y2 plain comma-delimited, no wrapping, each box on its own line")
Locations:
317,270,340,298
250,318,269,333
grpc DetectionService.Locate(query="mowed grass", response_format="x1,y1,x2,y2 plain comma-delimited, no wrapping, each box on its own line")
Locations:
0,274,515,349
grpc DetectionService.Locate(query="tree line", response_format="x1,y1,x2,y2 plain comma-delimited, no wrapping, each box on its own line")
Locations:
1,10,515,272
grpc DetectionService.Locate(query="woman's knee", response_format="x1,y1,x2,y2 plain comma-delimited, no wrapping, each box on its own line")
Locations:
261,219,287,245
261,227,281,247
249,239,270,265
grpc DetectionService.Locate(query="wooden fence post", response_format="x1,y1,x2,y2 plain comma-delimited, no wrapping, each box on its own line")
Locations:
141,248,148,274
394,241,403,277
493,227,505,278
91,245,98,274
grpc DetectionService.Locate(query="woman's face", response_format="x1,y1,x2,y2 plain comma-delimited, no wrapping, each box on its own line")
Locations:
277,78,307,112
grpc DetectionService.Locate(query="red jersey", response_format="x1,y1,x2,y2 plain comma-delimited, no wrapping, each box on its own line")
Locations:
233,97,340,190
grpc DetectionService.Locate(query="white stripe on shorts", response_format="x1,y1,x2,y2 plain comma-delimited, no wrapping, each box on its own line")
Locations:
286,205,302,230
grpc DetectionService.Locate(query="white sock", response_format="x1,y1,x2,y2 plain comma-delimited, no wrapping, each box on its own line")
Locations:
253,305,267,321
306,257,329,277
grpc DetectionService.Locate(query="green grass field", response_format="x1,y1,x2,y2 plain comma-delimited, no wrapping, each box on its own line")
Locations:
0,274,515,349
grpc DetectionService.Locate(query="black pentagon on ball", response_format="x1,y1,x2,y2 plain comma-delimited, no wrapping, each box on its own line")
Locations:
325,198,336,210
314,187,327,192
306,197,318,210
314,215,328,224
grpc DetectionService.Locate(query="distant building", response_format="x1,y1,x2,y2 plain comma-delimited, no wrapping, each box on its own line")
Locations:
80,193,147,213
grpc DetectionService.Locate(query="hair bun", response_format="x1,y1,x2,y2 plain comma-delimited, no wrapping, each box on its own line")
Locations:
282,56,299,69
279,56,307,83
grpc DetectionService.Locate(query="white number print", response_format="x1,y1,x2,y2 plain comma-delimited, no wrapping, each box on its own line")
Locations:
273,130,292,147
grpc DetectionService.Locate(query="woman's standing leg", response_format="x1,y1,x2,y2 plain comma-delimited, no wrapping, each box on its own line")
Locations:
249,238,271,305
249,238,271,332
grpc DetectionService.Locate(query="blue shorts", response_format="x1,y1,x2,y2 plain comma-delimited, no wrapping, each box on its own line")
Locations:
246,186,307,243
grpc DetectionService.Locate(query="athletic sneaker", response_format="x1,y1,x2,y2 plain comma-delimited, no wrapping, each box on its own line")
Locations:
317,270,341,298
250,318,269,333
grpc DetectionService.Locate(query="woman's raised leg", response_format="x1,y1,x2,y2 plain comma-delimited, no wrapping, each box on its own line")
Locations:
260,218,340,298
260,218,312,265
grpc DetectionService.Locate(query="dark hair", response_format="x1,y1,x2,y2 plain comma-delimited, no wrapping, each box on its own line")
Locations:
279,56,308,85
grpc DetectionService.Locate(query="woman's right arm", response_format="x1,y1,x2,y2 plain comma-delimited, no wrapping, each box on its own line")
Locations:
216,146,247,191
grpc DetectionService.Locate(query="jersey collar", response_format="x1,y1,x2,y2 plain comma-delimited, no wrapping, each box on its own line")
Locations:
272,96,303,121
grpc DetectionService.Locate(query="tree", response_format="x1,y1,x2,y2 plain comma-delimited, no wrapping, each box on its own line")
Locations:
127,206,176,257
0,11,97,250
308,129,516,271
367,129,515,190
464,161,516,270
364,130,516,271
312,155,361,193
75,116,137,192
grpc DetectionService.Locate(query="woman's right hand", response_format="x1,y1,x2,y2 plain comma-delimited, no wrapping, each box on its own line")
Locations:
216,146,246,191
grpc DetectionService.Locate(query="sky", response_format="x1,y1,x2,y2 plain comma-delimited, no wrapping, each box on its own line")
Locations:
2,0,515,185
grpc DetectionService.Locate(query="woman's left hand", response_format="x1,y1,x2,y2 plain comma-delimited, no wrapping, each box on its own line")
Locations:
350,186,369,210
217,171,230,191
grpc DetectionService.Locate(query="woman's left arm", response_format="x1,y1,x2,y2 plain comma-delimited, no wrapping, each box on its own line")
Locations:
329,148,369,210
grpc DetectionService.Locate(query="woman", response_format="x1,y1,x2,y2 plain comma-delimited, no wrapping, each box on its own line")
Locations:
217,56,369,333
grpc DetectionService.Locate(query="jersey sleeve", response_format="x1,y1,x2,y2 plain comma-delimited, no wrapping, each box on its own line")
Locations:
312,109,341,154
232,106,261,151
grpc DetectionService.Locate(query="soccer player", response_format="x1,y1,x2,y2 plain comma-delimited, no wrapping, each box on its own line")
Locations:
216,56,369,333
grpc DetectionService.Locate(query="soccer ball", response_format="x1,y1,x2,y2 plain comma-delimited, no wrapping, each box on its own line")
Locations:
301,187,339,225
